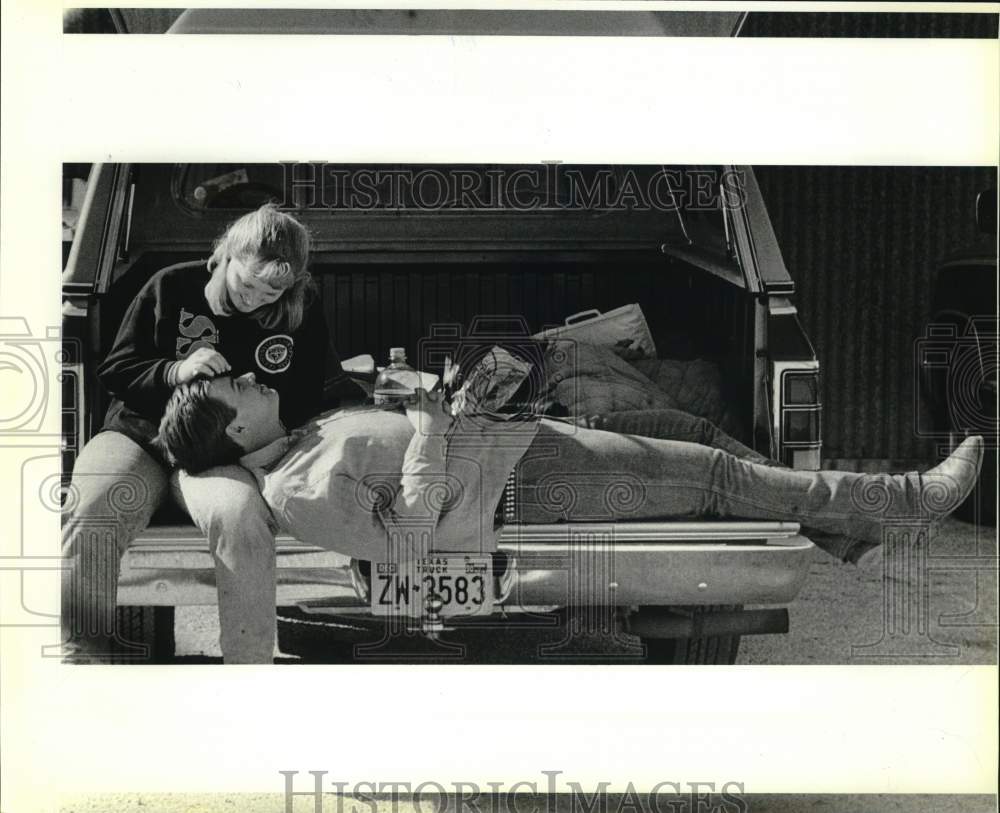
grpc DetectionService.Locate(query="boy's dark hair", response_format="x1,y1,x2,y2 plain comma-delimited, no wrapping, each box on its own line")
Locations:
155,378,244,474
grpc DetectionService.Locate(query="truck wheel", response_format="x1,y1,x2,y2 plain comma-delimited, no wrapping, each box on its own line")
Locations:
636,605,743,665
276,607,362,663
113,606,175,663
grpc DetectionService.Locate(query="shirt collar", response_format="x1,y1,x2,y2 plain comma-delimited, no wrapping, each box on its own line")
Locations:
239,433,295,473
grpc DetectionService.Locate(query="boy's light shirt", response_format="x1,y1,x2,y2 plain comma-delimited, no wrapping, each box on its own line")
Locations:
238,405,538,560
239,405,386,482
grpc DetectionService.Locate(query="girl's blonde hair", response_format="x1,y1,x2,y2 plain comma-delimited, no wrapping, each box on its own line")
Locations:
204,203,314,331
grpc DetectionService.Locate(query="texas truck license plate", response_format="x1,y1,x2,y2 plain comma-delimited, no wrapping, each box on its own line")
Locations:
371,555,494,618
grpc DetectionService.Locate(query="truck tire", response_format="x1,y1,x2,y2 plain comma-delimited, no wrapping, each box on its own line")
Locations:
276,607,364,663
636,605,743,665
113,606,175,663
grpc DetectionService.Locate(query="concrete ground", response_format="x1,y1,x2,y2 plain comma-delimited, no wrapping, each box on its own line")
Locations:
172,516,997,665
742,514,998,665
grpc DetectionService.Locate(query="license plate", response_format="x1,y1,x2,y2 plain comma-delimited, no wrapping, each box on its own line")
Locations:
370,555,494,618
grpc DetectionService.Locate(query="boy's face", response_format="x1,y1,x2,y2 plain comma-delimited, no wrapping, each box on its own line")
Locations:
209,373,281,451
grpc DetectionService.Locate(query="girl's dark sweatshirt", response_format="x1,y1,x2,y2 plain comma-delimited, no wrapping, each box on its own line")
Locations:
98,260,343,453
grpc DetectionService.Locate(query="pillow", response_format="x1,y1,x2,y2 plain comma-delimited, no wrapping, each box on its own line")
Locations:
532,304,657,360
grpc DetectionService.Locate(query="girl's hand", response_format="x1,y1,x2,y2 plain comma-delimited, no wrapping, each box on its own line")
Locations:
404,388,453,437
174,347,232,384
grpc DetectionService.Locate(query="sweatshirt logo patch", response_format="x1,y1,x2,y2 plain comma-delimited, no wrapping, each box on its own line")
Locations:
176,309,220,359
255,334,294,373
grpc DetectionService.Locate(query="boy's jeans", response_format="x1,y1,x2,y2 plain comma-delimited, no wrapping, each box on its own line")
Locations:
565,410,872,562
517,417,936,549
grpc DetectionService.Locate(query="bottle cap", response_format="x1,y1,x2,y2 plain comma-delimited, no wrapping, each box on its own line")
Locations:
389,347,406,361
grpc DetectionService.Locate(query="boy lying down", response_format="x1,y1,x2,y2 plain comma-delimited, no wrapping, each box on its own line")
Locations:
156,366,983,567
151,344,982,664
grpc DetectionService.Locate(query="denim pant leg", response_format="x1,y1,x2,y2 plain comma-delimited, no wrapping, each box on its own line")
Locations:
172,465,277,664
517,420,908,546
61,431,169,656
568,409,776,465
567,411,873,560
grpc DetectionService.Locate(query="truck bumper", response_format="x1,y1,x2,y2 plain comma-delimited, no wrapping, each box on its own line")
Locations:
118,520,814,611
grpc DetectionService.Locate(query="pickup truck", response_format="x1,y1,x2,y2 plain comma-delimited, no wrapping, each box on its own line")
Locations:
61,161,822,663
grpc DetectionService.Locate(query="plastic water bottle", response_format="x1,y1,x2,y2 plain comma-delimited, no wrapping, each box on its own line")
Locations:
373,347,419,405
